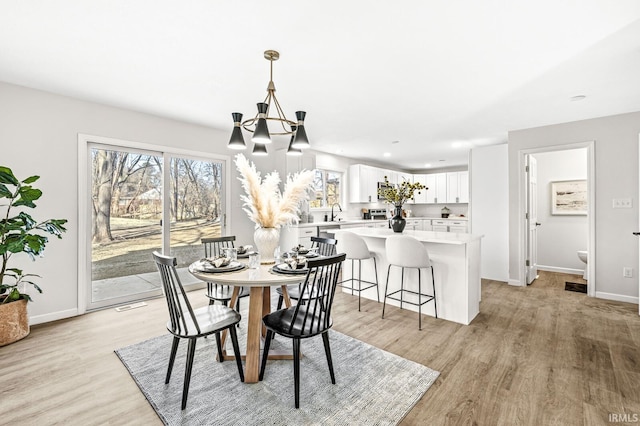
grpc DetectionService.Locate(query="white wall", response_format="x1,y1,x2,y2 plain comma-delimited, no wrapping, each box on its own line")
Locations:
0,81,277,323
470,144,509,281
533,149,588,273
509,111,640,303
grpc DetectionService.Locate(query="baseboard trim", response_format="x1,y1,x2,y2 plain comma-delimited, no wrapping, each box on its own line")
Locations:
595,292,639,305
30,308,79,325
537,265,583,275
508,279,524,287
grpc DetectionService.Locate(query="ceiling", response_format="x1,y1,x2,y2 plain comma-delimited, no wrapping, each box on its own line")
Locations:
2,1,640,170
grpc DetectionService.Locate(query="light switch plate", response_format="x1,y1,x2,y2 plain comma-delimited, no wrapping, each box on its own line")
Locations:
613,198,632,208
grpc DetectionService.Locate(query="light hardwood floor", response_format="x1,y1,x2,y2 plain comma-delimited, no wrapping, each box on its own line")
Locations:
1,271,639,425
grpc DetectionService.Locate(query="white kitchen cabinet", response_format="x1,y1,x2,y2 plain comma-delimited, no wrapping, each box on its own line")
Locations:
448,219,468,233
397,172,412,185
410,173,445,204
432,173,447,204
349,164,376,203
349,164,389,203
411,175,427,204
446,171,469,203
431,219,449,232
423,220,433,231
406,218,422,231
431,219,468,233
385,170,397,184
280,225,317,251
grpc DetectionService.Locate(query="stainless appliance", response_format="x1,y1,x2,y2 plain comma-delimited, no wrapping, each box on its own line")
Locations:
369,209,387,220
377,181,392,200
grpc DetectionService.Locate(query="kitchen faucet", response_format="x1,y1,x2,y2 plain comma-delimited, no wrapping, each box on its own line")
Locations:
330,203,342,222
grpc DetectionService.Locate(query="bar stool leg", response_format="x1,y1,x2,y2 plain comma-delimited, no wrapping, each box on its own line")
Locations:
382,264,392,319
418,268,422,331
358,259,362,311
431,266,438,319
350,259,355,296
373,258,380,302
400,267,405,310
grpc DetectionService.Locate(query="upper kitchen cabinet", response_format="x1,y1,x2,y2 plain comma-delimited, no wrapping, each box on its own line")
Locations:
349,164,379,203
411,173,446,204
446,171,469,203
411,175,427,204
431,173,448,203
397,172,413,185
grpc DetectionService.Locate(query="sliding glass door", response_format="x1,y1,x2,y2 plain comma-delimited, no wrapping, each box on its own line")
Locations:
86,143,226,310
168,157,225,271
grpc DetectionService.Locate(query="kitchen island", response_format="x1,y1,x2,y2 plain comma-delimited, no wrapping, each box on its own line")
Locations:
334,227,482,325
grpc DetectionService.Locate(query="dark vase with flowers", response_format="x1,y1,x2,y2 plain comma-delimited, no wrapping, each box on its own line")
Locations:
390,205,406,233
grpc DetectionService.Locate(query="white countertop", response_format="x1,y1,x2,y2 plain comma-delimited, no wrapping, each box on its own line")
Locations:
335,226,483,245
292,216,467,229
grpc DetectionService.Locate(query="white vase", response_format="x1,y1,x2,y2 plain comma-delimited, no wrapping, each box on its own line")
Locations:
253,227,280,264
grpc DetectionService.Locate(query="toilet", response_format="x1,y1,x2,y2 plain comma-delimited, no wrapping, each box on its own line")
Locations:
577,250,588,280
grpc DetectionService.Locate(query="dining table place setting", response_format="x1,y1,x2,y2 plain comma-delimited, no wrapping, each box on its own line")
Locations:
190,258,246,274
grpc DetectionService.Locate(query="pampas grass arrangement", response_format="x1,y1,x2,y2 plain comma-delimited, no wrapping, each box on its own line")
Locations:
235,153,314,229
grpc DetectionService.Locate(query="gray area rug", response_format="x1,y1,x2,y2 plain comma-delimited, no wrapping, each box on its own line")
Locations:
115,327,439,425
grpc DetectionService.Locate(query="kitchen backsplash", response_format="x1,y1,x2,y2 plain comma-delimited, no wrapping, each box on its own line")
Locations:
304,202,468,223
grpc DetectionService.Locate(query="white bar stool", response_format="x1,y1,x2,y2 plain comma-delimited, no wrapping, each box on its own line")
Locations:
335,231,379,311
382,235,437,330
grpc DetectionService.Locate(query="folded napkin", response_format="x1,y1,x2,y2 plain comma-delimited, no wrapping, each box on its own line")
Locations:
205,257,231,268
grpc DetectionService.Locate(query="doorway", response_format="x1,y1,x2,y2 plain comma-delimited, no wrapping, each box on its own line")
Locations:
520,141,595,296
79,135,230,311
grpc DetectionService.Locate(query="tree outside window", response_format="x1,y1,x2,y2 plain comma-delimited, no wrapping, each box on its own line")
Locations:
310,169,342,208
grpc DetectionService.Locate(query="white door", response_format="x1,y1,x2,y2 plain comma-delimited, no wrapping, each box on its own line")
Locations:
526,155,539,284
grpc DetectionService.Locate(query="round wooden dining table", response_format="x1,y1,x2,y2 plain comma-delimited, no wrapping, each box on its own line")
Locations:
188,262,304,383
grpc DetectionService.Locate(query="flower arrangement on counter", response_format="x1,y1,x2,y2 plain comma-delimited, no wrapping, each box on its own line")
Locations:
377,175,427,207
234,153,314,229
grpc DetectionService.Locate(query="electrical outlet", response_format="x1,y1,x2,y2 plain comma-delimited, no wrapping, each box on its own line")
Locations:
613,198,633,209
623,267,633,278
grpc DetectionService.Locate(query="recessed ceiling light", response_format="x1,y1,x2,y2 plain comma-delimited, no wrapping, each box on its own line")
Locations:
570,95,586,101
383,152,391,157
424,163,432,168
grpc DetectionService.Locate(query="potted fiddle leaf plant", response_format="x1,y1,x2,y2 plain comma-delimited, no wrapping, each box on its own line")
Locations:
0,166,67,346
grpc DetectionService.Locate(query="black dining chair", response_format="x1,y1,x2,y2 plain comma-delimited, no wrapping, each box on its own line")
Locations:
275,236,338,310
152,252,245,410
201,236,249,310
259,253,346,408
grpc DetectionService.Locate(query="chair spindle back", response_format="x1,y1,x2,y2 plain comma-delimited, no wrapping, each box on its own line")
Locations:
287,253,346,335
202,236,236,258
310,236,338,256
152,252,201,336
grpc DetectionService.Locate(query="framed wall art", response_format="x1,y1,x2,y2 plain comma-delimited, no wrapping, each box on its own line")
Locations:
551,180,587,215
